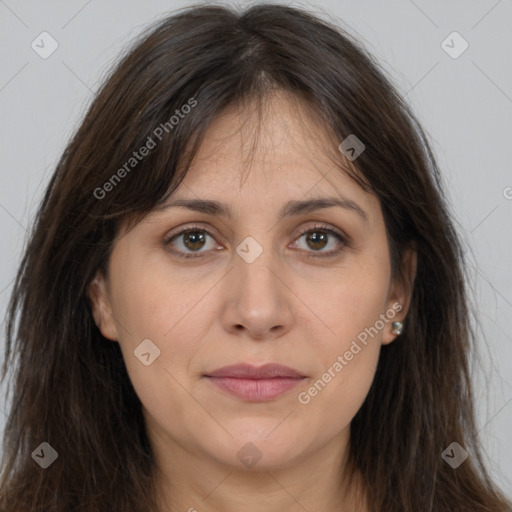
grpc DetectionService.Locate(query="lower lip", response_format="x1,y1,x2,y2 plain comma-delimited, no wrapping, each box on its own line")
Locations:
206,376,305,401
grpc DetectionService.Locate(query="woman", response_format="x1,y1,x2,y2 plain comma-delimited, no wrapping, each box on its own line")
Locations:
1,3,510,511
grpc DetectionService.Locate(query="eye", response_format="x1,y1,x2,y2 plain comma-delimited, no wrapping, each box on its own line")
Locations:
164,224,219,259
291,223,349,258
163,223,350,260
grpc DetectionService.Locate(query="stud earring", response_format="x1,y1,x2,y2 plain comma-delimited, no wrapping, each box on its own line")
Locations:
391,321,404,336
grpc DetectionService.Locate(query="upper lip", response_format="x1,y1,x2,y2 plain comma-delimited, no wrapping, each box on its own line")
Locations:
205,363,306,379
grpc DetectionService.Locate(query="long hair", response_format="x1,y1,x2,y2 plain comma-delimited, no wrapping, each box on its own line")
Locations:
1,3,510,511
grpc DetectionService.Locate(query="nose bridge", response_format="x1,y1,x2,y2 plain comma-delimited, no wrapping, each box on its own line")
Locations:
221,230,294,337
234,232,280,294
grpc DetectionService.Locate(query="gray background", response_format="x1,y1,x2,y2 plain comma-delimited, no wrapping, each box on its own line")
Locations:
0,0,511,498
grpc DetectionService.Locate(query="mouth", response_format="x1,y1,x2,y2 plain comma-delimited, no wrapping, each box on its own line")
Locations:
204,363,307,402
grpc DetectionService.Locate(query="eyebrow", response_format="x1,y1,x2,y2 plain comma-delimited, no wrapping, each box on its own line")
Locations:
155,196,368,223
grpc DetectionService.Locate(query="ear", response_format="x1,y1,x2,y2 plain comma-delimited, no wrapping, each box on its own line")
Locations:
382,246,417,345
87,271,119,341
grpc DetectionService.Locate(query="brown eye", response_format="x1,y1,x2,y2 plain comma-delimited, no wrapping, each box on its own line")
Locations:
292,224,349,258
164,226,218,259
164,223,349,260
182,230,207,251
304,230,329,251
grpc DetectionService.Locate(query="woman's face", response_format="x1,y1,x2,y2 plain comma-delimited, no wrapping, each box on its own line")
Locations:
89,93,414,475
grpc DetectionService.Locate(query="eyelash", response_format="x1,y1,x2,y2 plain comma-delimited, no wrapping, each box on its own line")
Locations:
163,223,350,260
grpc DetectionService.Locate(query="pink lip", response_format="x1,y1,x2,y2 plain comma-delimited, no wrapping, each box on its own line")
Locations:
204,364,307,401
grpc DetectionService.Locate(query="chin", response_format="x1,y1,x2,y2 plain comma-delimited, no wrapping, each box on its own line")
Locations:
202,429,307,472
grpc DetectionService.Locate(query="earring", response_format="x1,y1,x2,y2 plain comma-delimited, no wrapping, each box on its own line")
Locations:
391,321,404,336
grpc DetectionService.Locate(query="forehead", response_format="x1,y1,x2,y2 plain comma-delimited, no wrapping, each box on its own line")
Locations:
174,92,372,209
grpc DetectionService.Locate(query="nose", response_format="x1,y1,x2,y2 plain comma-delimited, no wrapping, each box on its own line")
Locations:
220,239,294,341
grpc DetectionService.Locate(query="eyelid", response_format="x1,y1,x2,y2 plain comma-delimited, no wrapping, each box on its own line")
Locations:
294,223,349,245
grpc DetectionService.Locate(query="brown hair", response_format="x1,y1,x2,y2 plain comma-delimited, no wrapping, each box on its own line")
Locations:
1,3,510,511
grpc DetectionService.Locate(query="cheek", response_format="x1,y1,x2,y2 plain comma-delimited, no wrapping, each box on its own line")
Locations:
108,252,219,395
109,252,201,342
110,266,202,434
313,282,384,402
298,249,390,418
299,284,384,435
318,256,390,356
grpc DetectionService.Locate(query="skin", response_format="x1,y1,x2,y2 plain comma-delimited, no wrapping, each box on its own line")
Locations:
89,92,416,512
